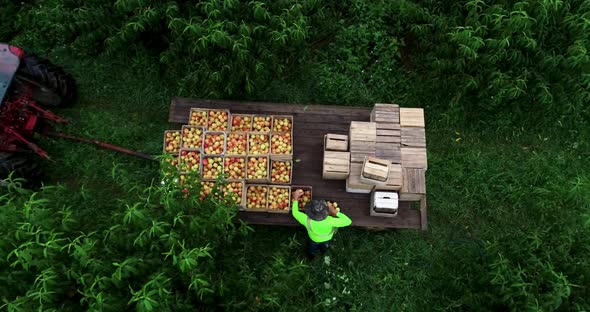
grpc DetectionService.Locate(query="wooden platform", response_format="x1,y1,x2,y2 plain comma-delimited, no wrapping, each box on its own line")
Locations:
169,97,427,230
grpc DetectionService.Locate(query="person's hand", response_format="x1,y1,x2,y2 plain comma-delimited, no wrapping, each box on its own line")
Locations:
292,189,304,201
328,203,338,217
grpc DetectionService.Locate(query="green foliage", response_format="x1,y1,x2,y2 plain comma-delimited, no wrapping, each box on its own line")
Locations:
2,1,590,310
13,0,324,98
8,0,590,125
0,172,246,310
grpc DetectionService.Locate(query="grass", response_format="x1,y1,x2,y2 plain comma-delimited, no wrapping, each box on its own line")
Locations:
11,47,590,310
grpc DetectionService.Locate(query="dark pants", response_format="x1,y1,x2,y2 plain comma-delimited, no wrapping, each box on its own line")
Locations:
307,239,331,256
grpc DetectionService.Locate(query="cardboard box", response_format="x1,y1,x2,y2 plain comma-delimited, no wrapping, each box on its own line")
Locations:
178,149,202,174
267,185,291,213
246,156,270,183
203,131,226,155
248,132,270,156
252,115,273,132
225,132,248,156
180,125,204,151
206,109,231,131
291,185,312,212
188,108,208,127
223,156,247,181
163,130,181,154
224,181,246,209
271,115,293,133
244,184,268,211
201,155,224,180
269,132,293,161
270,159,292,184
230,114,253,132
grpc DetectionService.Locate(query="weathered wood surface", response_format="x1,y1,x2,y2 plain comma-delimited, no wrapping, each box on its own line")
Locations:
169,97,427,230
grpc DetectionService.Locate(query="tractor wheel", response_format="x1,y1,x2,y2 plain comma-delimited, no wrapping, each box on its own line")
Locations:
17,54,77,107
0,153,42,187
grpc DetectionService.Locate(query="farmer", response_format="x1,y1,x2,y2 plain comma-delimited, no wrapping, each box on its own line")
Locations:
291,189,352,259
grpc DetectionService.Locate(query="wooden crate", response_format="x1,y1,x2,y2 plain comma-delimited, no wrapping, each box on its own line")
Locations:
374,163,402,191
399,108,425,127
401,127,426,148
350,121,377,142
323,151,350,180
267,185,291,213
269,131,293,161
362,156,390,182
375,145,401,164
246,156,270,183
203,131,226,155
271,115,293,133
230,114,253,132
270,159,292,184
180,125,204,150
252,115,273,132
248,132,270,156
188,108,208,127
178,149,201,174
223,156,247,181
201,155,224,180
401,147,427,169
199,180,219,200
400,168,426,201
350,122,376,165
373,103,400,112
206,109,231,131
224,181,246,209
324,134,348,151
163,130,181,154
225,132,248,156
244,184,268,212
291,185,312,212
346,163,374,194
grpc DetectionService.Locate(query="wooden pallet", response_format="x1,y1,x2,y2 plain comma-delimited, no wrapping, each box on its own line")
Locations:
169,98,428,230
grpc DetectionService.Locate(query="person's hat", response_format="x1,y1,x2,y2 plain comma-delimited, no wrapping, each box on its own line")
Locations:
305,200,328,221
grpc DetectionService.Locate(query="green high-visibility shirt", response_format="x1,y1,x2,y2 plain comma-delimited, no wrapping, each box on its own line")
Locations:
292,200,352,243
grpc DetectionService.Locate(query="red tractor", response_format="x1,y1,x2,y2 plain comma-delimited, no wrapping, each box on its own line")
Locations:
0,43,76,183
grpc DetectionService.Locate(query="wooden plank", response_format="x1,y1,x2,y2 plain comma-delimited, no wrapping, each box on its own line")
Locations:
399,108,425,127
169,98,426,230
401,147,427,169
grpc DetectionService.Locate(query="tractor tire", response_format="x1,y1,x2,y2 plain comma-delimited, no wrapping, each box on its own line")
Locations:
18,54,77,107
0,153,42,187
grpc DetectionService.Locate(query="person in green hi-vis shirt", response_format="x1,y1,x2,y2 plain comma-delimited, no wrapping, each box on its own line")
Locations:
291,189,352,259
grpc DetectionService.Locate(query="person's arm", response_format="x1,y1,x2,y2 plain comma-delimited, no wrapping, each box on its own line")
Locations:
291,190,307,225
329,211,352,227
